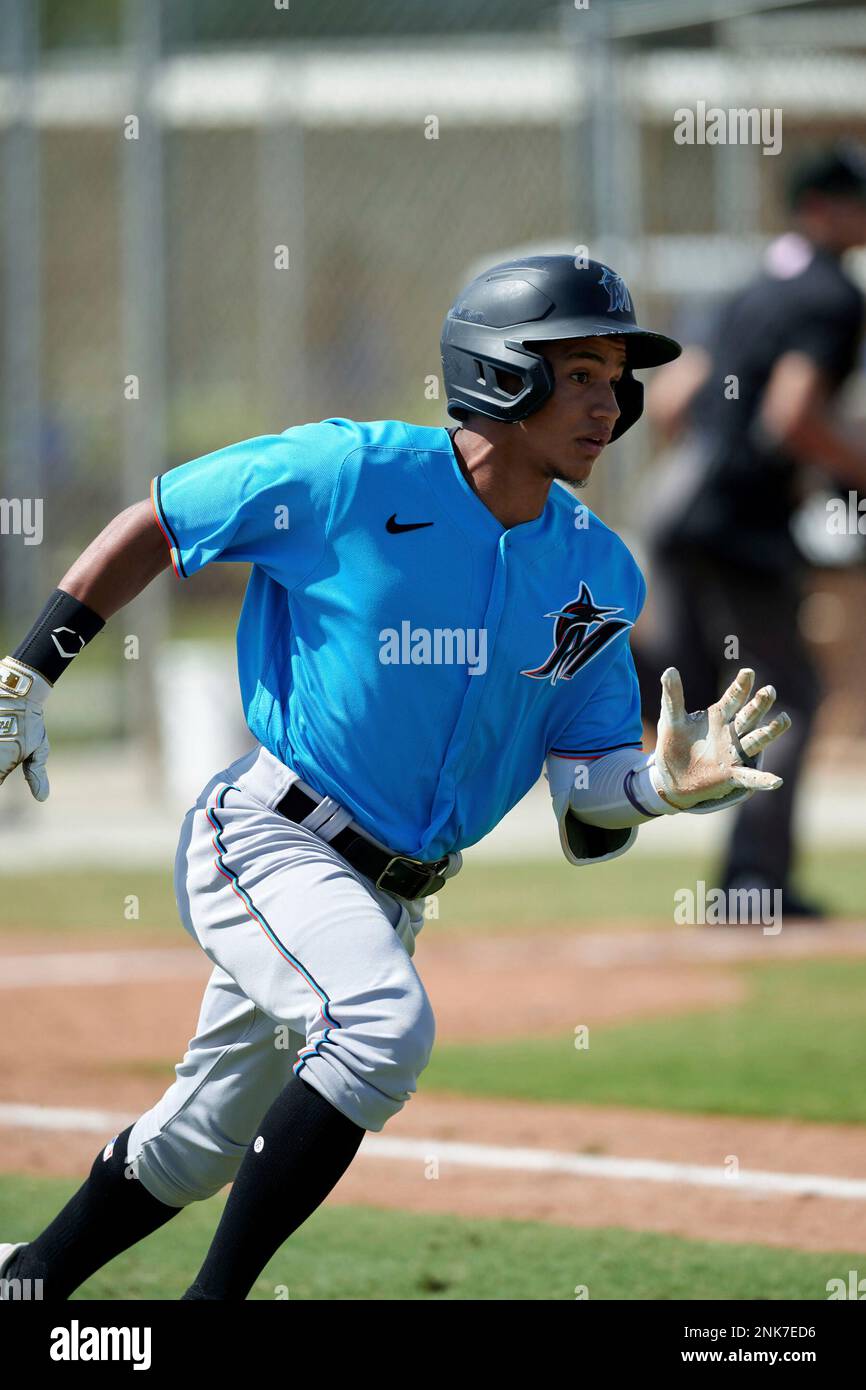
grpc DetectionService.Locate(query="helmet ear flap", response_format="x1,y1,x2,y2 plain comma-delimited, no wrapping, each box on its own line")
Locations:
443,338,556,423
490,363,524,399
611,368,643,441
500,344,556,422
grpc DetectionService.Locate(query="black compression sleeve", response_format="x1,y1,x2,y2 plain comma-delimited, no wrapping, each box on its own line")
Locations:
11,589,106,685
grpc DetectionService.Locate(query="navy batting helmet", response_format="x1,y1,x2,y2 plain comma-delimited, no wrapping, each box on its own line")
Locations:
440,254,682,440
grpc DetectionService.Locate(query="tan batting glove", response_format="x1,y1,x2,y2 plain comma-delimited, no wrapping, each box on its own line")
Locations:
0,656,53,802
649,666,791,811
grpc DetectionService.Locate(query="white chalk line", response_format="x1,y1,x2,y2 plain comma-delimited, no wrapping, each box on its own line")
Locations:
1,1101,865,1202
0,950,207,988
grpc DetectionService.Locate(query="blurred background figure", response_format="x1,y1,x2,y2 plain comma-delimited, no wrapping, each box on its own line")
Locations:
633,143,866,917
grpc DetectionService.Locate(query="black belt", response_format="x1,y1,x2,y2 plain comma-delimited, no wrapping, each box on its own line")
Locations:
275,783,451,899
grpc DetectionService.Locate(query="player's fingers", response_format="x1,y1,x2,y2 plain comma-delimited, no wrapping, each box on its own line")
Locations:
713,668,755,727
733,684,776,737
739,713,792,760
659,667,687,726
730,765,783,792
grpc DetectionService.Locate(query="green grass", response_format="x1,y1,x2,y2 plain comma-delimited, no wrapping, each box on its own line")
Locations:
423,958,866,1124
439,849,866,930
1,850,863,938
0,869,180,938
0,1179,859,1299
125,956,866,1122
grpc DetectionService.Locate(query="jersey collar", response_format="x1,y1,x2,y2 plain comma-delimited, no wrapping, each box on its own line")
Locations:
405,421,557,546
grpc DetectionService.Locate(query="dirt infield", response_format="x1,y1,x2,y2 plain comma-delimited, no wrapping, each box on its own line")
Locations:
2,924,866,1256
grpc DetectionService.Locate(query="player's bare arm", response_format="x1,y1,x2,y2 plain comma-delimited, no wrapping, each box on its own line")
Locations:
0,498,169,799
59,498,172,619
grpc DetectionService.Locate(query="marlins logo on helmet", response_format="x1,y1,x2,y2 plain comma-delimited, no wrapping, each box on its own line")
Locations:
598,266,633,315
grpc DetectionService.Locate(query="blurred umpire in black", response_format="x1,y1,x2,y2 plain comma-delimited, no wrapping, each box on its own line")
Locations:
633,143,866,917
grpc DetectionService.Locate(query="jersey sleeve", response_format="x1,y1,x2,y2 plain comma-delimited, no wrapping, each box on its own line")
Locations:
543,564,647,867
150,421,352,586
782,293,864,385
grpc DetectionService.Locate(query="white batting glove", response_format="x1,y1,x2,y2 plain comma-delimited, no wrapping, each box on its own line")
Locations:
649,666,791,812
0,656,53,802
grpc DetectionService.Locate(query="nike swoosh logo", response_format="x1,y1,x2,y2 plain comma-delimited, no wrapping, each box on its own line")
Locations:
386,514,434,534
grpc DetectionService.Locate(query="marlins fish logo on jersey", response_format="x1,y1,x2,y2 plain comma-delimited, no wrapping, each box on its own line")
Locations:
520,581,633,684
598,265,633,315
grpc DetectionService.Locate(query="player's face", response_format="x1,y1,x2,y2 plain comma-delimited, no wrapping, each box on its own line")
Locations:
517,336,627,486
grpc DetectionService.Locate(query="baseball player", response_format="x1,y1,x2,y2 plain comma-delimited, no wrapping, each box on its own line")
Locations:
0,256,791,1301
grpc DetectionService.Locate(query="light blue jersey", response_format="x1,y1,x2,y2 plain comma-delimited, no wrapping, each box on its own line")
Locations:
152,418,645,860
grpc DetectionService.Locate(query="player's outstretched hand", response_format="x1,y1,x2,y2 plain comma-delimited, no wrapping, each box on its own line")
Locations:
649,666,791,811
0,656,52,801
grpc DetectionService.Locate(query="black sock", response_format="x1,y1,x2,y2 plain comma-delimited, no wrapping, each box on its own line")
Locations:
180,1073,365,1301
9,1124,182,1299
